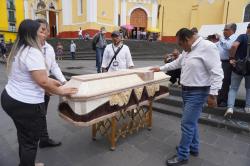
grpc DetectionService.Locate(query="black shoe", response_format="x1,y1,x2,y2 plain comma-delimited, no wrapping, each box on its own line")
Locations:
166,155,188,166
39,139,62,148
175,146,199,157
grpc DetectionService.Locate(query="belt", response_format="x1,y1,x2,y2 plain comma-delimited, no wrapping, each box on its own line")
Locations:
182,86,210,91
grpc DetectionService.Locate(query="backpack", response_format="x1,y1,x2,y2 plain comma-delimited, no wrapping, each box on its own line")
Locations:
92,33,100,51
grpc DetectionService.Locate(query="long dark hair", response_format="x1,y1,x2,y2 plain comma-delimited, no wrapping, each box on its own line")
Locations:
7,19,41,73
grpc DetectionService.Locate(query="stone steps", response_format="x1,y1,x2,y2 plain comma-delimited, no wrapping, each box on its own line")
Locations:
47,39,178,60
61,54,165,60
152,86,250,133
153,102,250,133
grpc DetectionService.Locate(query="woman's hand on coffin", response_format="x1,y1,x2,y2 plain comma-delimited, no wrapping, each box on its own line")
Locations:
58,86,78,96
150,67,160,72
49,78,62,87
31,70,76,96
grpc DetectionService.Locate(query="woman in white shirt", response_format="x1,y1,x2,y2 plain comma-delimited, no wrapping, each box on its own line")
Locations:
0,19,77,166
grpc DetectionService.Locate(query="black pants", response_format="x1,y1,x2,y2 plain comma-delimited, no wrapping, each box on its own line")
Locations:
39,94,50,142
167,69,181,85
1,89,45,166
71,52,75,60
218,61,232,104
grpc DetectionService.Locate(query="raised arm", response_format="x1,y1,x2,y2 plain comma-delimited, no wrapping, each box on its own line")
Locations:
31,70,77,96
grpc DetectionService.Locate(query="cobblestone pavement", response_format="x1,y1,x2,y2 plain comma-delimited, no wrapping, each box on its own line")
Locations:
1,61,250,166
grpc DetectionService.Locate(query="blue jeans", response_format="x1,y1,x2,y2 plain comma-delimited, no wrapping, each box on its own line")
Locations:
96,48,105,73
227,72,250,108
177,88,209,160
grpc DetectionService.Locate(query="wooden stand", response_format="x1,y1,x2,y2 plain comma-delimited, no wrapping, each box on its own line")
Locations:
91,101,153,150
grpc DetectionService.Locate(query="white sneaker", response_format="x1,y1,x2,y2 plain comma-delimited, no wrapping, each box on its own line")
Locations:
35,163,44,166
245,107,250,114
224,108,234,117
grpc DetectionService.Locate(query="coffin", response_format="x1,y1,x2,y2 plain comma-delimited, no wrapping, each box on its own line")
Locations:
58,67,170,126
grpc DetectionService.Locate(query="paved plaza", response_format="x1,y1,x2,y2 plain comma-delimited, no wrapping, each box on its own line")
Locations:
1,61,250,166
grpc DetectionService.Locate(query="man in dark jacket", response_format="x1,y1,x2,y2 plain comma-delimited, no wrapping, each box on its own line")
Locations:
92,27,107,73
225,23,250,116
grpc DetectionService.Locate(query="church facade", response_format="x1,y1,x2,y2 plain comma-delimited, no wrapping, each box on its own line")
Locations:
0,0,24,42
3,0,250,42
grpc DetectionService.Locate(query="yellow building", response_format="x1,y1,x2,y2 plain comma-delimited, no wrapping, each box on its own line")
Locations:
0,0,24,42
25,0,250,42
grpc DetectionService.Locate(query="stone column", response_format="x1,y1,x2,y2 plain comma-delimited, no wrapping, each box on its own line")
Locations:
87,0,97,22
151,0,158,28
121,0,127,25
46,10,50,25
114,0,119,26
24,0,29,19
56,12,59,35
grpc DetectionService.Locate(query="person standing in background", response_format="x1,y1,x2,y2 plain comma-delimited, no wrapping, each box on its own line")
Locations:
92,27,107,73
0,39,7,61
216,23,237,107
225,23,250,116
101,31,134,72
56,42,63,60
78,27,83,39
163,49,181,86
70,40,76,60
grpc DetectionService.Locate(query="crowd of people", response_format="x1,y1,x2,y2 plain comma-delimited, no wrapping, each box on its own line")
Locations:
123,28,159,41
164,24,250,116
0,18,250,166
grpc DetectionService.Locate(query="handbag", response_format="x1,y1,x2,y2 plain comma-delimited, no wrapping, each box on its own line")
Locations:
235,34,250,75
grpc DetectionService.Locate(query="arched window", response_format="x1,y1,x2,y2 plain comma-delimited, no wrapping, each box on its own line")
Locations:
244,4,250,22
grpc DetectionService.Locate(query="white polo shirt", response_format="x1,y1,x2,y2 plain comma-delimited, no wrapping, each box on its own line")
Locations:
5,46,46,104
101,43,134,72
42,42,66,83
216,34,238,60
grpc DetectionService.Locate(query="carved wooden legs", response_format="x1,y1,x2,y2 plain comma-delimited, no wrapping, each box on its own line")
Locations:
91,103,153,150
110,117,117,151
92,123,97,141
147,101,153,130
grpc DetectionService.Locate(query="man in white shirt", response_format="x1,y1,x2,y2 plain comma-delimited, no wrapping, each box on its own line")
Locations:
70,40,76,60
216,23,238,107
151,28,223,166
101,31,134,72
36,19,67,148
78,27,83,39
